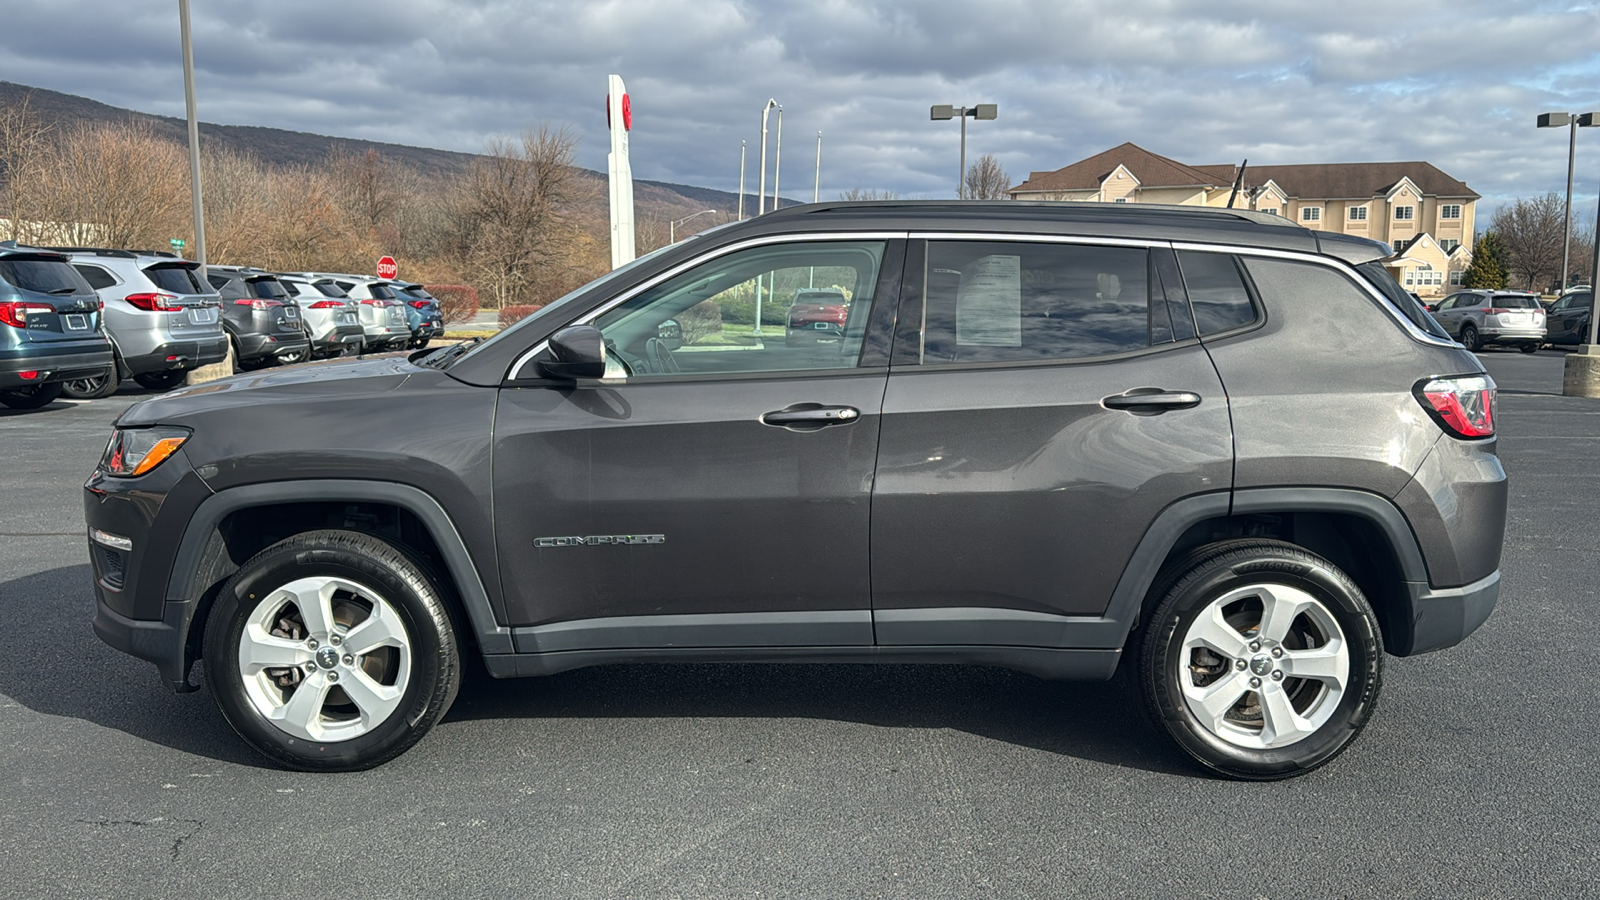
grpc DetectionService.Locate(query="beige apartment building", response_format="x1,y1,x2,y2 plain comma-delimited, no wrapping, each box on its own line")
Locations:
1009,143,1479,297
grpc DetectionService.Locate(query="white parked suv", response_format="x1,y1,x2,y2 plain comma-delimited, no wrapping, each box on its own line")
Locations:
1428,290,1546,353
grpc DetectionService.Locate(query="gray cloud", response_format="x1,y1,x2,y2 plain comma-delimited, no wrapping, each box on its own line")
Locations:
1,0,1597,217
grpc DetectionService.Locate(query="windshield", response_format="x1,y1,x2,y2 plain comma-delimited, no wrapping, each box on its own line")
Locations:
443,237,688,368
368,283,398,301
0,258,94,295
144,264,205,295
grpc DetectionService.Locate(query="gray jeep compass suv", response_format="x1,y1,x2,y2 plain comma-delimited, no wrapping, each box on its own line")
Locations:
83,203,1505,779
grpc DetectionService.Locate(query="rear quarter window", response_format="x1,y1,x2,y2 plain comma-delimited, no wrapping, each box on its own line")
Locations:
1176,251,1258,335
73,264,119,291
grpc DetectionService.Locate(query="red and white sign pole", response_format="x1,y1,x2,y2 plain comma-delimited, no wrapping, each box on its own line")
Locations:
607,75,636,269
376,256,397,280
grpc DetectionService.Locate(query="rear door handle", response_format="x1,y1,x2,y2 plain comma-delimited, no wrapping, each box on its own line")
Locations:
761,404,861,429
1101,389,1202,414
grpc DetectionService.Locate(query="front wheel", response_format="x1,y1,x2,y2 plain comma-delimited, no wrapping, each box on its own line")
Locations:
202,530,461,771
132,370,187,392
0,381,65,409
1139,540,1382,780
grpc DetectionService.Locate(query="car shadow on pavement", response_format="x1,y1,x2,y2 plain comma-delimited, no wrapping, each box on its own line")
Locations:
0,564,268,769
2,564,1194,776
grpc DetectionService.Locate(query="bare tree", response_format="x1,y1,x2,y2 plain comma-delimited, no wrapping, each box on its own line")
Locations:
449,126,595,308
838,188,899,201
964,153,1011,200
31,119,190,249
1491,192,1567,291
200,144,272,264
0,92,52,242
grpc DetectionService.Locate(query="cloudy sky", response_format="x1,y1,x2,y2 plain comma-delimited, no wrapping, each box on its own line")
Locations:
3,0,1599,218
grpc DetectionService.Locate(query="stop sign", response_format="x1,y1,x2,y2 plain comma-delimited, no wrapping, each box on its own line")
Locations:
376,256,397,280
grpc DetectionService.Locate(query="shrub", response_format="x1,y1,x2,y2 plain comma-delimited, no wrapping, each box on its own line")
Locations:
498,304,544,327
426,284,481,325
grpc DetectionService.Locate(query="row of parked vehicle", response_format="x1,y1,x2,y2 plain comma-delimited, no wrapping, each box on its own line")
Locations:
0,242,443,408
1420,286,1595,353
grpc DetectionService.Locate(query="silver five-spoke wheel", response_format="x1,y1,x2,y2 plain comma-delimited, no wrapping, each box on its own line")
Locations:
1178,582,1349,750
238,575,412,743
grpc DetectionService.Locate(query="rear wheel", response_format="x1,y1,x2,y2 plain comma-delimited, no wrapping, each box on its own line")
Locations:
62,367,120,399
1459,324,1480,351
132,370,187,392
1519,342,1539,354
202,530,461,771
0,381,65,409
1139,539,1382,780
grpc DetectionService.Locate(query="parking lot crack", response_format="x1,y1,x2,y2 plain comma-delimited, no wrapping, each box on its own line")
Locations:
76,817,204,861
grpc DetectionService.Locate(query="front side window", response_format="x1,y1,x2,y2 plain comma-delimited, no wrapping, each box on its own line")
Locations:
1177,251,1258,335
919,241,1154,363
592,240,886,378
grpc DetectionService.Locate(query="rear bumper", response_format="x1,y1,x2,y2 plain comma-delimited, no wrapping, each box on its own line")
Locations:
235,332,311,361
1480,326,1545,343
311,327,366,358
122,336,228,375
1403,570,1499,655
0,344,115,387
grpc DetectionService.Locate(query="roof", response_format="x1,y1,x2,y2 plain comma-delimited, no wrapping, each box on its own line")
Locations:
1009,144,1480,201
1010,143,1230,194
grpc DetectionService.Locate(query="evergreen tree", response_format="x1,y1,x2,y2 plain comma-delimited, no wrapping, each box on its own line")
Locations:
1461,231,1507,289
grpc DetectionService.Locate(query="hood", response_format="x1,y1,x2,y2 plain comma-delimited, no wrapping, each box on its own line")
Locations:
117,355,416,427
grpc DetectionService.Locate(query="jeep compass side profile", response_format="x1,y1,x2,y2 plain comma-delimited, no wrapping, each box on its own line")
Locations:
84,202,1505,778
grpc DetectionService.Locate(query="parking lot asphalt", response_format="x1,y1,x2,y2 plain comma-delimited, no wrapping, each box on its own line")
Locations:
2,349,1597,899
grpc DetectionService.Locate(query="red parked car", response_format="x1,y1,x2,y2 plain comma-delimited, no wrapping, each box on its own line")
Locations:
785,289,850,345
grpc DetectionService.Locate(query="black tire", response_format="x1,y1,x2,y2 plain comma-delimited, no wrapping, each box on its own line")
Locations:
0,381,65,409
414,338,430,350
1519,342,1539,354
1138,539,1382,780
61,366,120,399
132,370,187,392
202,530,462,771
1459,324,1480,352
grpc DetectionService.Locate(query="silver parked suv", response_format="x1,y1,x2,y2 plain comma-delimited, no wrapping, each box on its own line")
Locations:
277,275,365,360
1429,289,1546,353
296,273,410,352
57,248,228,396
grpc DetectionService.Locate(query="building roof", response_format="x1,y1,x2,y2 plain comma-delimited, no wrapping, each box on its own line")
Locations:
1010,142,1229,194
1010,143,1479,201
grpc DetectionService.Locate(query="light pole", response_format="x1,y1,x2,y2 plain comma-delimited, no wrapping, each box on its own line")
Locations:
931,103,997,199
738,140,746,221
814,131,822,203
178,0,206,279
670,209,717,243
757,99,777,215
772,106,783,210
1537,112,1600,290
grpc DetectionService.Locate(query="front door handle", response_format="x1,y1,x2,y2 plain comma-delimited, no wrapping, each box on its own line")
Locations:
761,404,861,429
1101,389,1202,415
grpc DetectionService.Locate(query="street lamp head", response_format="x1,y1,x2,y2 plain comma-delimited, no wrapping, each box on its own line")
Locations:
930,104,955,120
1580,112,1600,128
1538,112,1572,128
974,104,998,120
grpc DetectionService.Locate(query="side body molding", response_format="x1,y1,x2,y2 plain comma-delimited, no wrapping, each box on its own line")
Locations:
167,480,513,655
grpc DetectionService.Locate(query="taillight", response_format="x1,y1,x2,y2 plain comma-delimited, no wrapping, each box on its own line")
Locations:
360,299,389,306
0,300,53,328
1415,374,1496,439
407,300,429,309
308,300,347,309
125,292,184,312
234,299,283,310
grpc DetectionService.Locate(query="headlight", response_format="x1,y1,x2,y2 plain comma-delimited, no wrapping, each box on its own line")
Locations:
100,426,192,477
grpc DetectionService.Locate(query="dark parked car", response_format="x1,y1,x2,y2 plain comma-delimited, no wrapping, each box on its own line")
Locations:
0,243,114,409
393,281,445,348
84,202,1505,779
204,267,311,368
1544,290,1593,347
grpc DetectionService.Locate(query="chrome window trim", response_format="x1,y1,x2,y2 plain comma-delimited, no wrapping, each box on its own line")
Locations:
507,230,907,380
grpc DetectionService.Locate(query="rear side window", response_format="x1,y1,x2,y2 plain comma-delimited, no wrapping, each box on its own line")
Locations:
1176,251,1258,335
0,258,93,295
74,264,119,291
145,264,204,294
1357,262,1450,338
921,241,1153,363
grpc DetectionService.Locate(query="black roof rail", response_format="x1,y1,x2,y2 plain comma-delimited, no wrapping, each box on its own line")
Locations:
40,246,182,259
759,199,1301,229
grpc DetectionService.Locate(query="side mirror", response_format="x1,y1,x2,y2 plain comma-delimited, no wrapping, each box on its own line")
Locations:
538,325,607,380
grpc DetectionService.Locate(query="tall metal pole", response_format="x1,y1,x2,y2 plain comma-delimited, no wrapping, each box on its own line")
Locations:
738,140,746,221
1562,118,1576,290
757,99,776,215
1589,180,1600,347
772,106,783,211
814,131,821,203
958,107,968,199
179,0,206,278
